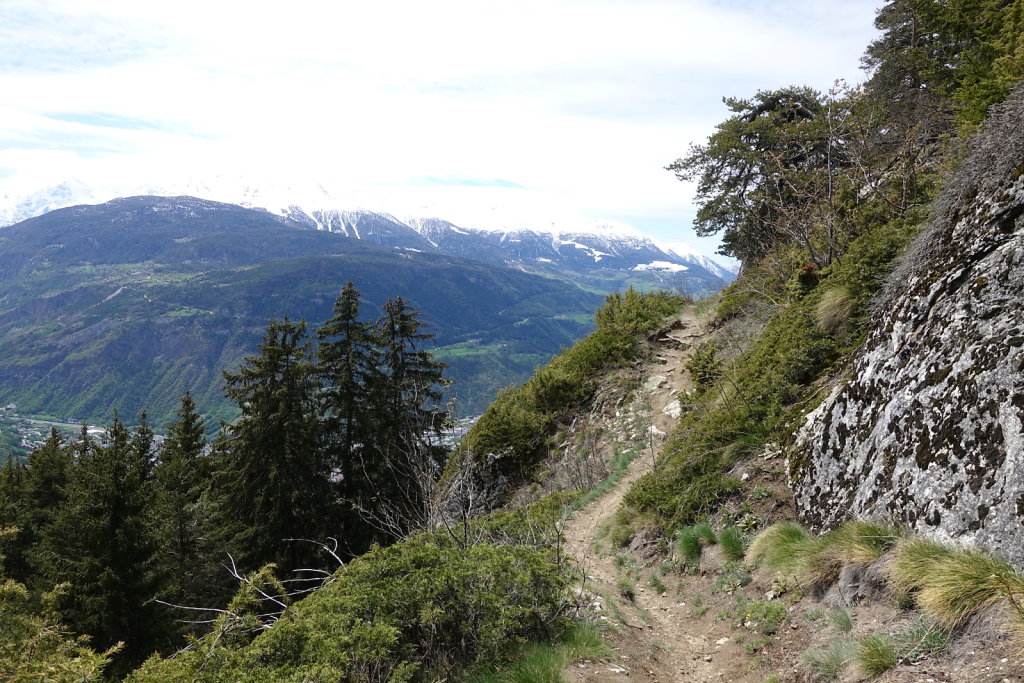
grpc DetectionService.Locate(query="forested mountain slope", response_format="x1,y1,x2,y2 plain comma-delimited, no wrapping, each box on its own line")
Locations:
0,196,602,425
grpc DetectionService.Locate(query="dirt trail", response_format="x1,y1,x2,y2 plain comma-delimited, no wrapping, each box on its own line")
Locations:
562,307,759,683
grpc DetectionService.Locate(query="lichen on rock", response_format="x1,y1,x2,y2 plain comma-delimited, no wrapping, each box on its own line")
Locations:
791,83,1024,567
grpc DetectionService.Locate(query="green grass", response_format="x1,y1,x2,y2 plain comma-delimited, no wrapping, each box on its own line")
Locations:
914,547,1024,628
897,615,951,662
718,526,746,562
692,522,717,546
738,598,788,635
463,621,613,683
746,521,810,580
748,520,902,588
856,634,899,676
676,527,703,570
828,608,853,633
801,639,857,680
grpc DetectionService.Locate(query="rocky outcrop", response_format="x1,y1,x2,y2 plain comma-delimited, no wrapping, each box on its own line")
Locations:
792,84,1024,566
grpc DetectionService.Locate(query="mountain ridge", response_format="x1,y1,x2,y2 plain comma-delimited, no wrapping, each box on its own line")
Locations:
0,180,735,297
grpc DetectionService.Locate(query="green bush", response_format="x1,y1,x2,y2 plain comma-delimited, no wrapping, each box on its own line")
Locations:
449,289,683,503
685,343,723,389
132,534,572,681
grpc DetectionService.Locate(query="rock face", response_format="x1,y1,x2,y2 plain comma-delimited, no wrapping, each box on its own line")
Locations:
792,85,1024,566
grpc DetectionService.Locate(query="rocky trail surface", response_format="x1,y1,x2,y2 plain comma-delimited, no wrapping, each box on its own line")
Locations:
561,307,761,682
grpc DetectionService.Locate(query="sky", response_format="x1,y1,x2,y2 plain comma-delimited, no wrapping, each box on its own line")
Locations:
0,0,882,259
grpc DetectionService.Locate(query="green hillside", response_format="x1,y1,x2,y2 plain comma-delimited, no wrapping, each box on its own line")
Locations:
0,196,602,427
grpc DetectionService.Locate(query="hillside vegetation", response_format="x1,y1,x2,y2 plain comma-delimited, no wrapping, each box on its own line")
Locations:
4,0,1024,680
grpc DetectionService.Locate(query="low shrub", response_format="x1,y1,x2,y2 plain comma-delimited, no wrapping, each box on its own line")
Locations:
133,533,573,681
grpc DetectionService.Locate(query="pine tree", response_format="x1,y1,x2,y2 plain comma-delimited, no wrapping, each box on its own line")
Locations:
214,318,336,573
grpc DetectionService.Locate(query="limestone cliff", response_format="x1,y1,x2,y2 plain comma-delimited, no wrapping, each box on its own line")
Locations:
792,84,1024,565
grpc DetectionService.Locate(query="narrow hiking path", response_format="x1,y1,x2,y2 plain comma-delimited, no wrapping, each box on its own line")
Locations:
561,307,760,682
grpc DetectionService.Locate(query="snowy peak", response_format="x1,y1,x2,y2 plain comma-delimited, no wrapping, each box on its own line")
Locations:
0,178,735,296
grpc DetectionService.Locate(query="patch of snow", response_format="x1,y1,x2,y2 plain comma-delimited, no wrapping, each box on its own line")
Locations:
633,261,689,273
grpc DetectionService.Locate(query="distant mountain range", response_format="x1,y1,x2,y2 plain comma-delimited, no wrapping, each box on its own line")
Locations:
0,179,735,297
0,183,734,428
0,196,606,426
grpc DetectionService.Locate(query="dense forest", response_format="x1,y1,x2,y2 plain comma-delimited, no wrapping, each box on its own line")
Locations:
3,0,1024,680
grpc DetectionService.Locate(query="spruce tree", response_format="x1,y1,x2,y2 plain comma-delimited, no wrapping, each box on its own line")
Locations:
361,297,449,538
214,318,335,573
316,282,380,499
152,392,215,613
36,417,163,669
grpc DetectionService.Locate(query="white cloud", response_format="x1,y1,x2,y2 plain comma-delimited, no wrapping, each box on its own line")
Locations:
0,0,881,248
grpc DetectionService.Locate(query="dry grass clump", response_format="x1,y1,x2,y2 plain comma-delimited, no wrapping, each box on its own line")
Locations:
746,521,810,581
814,286,855,335
747,520,902,587
913,548,1024,629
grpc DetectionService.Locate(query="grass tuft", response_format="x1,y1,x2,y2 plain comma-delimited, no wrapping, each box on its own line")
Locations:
828,608,853,633
718,526,746,562
887,537,956,595
676,527,703,570
915,547,1023,628
814,286,855,335
746,521,810,578
857,634,898,677
801,639,857,680
692,522,717,547
558,621,613,662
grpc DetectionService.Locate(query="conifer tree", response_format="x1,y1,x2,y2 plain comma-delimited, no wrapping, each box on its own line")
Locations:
36,417,163,668
214,318,335,573
359,297,449,538
152,392,214,611
316,283,379,498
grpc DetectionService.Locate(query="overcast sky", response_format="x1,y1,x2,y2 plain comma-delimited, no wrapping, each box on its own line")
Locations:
0,0,881,257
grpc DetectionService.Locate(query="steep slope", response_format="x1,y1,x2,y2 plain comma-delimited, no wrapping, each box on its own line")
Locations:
792,85,1024,565
0,196,602,425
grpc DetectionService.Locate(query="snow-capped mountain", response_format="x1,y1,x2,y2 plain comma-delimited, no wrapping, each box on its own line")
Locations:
0,178,735,296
